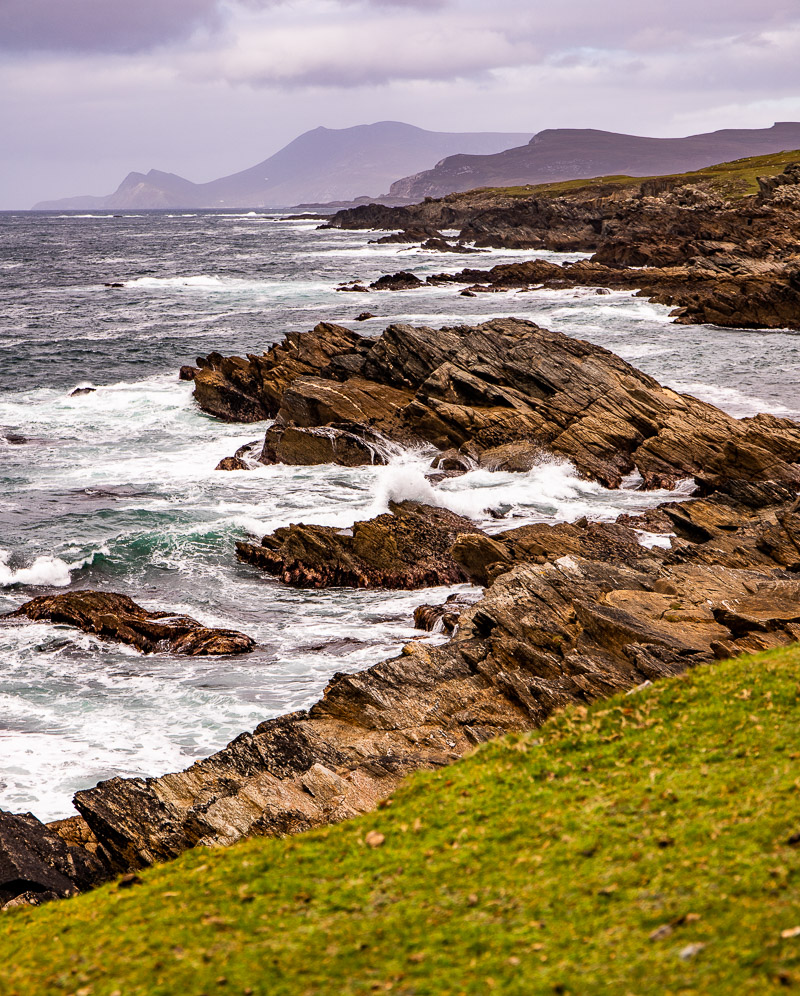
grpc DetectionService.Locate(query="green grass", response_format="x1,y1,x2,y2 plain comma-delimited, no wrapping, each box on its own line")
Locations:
2,646,800,995
455,148,800,202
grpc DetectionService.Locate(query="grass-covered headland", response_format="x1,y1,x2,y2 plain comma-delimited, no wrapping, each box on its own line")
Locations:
2,647,799,996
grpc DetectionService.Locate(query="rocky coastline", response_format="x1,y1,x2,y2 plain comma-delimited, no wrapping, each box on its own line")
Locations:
325,161,800,330
3,310,800,909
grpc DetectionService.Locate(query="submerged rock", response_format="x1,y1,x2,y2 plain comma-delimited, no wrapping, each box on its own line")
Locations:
236,500,478,589
5,591,256,656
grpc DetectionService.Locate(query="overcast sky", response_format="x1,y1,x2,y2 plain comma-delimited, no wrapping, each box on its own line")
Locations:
2,0,800,207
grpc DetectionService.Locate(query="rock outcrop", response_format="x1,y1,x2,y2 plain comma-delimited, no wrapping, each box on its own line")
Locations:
5,591,256,656
200,318,800,489
189,323,366,423
0,810,108,909
236,500,478,588
4,454,800,902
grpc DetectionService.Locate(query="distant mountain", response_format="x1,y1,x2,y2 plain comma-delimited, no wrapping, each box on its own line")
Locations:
33,122,531,210
389,122,800,200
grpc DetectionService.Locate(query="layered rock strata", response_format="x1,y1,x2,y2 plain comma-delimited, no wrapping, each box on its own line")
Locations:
2,481,794,900
197,318,800,490
4,324,800,906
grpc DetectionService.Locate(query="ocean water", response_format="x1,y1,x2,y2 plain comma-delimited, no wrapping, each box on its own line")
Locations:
1,210,799,821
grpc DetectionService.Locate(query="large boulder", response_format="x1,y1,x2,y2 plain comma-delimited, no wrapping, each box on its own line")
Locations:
236,500,479,589
5,591,256,655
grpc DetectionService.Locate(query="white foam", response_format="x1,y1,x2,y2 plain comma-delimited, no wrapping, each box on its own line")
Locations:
0,549,72,587
636,530,674,550
670,380,798,418
119,275,334,298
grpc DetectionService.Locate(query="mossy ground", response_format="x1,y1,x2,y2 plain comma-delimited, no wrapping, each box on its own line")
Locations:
464,148,800,202
2,647,799,995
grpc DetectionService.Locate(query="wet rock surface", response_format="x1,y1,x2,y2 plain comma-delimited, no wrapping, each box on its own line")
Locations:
236,500,478,589
413,591,481,634
4,591,256,656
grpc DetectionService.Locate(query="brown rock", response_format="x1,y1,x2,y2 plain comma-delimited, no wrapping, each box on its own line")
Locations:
192,323,365,422
0,810,107,907
215,456,250,471
6,591,255,656
413,591,480,633
236,500,479,589
260,423,388,467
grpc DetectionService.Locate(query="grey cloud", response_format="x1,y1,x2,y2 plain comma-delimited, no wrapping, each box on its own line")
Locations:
0,0,224,52
185,0,800,91
0,0,446,54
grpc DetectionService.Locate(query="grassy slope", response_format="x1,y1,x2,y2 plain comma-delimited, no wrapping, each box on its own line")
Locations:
2,647,800,996
449,148,800,203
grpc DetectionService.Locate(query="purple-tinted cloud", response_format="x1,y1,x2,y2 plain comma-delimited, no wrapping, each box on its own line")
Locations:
0,0,447,53
0,0,228,52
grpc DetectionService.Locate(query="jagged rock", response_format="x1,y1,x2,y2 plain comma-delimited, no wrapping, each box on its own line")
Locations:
0,810,107,907
355,312,375,321
276,375,413,437
369,228,444,244
15,482,800,890
189,318,800,488
421,238,482,254
179,365,196,381
374,319,800,489
337,165,800,331
5,591,256,655
236,500,479,589
192,323,364,422
69,387,96,397
369,271,423,291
